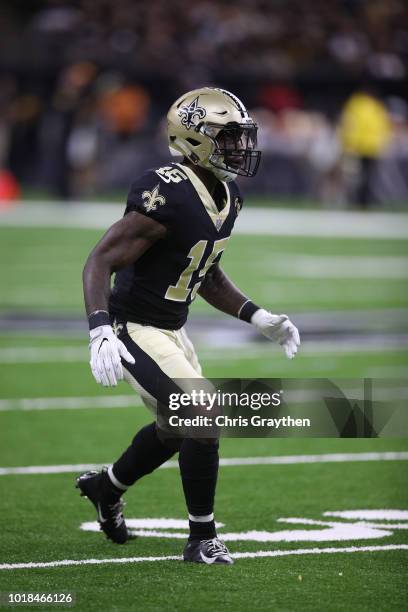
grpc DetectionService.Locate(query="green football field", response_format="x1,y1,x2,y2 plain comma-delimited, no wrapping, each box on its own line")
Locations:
0,213,407,611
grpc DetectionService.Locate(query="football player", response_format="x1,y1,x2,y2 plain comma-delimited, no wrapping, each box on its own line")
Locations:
76,87,300,565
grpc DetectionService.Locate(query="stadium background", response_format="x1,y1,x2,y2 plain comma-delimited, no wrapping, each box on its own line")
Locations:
0,2,407,611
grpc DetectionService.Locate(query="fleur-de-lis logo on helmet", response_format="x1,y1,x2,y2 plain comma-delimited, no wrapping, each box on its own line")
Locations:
142,184,166,212
178,96,206,130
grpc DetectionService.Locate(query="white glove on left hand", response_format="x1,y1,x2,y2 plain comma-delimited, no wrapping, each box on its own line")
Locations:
251,309,300,359
89,325,135,387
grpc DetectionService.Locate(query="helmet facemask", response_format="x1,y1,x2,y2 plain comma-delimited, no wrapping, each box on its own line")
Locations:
199,122,261,182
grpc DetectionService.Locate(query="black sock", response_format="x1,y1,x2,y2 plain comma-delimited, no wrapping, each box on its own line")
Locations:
178,438,219,541
188,519,217,541
111,422,177,487
100,469,123,503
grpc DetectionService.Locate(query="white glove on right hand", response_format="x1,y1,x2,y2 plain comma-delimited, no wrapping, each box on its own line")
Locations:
89,325,135,386
251,309,300,359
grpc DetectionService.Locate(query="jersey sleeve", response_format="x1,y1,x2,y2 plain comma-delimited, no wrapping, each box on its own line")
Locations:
125,169,176,228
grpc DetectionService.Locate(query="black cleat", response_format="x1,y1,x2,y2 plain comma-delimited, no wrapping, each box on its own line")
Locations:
183,538,234,565
75,469,128,544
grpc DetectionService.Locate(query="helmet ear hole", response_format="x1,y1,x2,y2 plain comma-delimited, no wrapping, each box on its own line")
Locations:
186,137,201,146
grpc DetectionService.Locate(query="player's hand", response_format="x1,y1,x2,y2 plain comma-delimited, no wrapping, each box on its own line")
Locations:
251,309,300,359
89,325,135,386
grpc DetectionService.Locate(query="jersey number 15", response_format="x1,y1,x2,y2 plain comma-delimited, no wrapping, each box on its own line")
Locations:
165,238,229,302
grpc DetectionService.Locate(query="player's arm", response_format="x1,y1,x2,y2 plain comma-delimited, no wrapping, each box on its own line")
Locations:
198,263,300,359
83,212,166,386
197,263,249,318
83,212,166,314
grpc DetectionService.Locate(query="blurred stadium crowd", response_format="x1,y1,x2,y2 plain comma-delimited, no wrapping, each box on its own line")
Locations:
1,0,408,205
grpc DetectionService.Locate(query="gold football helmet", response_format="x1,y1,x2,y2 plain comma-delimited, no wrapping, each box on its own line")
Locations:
167,87,261,182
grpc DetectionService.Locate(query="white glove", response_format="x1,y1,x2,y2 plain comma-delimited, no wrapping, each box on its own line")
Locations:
251,309,300,359
89,325,135,386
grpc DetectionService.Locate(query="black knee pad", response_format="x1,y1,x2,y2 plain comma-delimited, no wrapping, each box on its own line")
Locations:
195,437,219,449
155,425,183,452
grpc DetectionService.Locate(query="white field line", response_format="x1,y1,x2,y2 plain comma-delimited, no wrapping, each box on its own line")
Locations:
262,255,408,279
236,209,408,239
0,396,142,411
1,452,407,476
0,347,87,363
1,382,408,412
280,386,408,402
198,342,408,357
1,544,407,570
0,340,406,365
366,366,408,377
3,256,408,278
209,452,408,466
1,203,408,238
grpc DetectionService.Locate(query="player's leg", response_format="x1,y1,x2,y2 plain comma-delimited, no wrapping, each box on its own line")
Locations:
76,322,199,543
173,327,233,564
172,328,218,537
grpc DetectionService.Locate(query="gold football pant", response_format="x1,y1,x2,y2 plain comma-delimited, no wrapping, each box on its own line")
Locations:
117,321,204,413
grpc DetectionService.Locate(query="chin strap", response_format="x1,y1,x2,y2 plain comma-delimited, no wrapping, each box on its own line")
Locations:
171,137,236,182
208,162,237,182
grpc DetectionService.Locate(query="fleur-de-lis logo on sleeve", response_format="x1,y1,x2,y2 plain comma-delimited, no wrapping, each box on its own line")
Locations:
142,184,166,212
178,96,206,130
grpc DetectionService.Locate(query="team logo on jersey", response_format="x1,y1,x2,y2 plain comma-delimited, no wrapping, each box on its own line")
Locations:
234,196,242,213
178,96,206,129
112,321,123,336
142,184,166,212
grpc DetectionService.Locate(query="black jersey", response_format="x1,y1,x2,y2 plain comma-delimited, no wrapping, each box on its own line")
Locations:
109,162,243,330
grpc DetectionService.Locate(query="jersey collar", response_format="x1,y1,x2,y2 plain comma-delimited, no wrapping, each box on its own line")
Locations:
176,163,231,231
